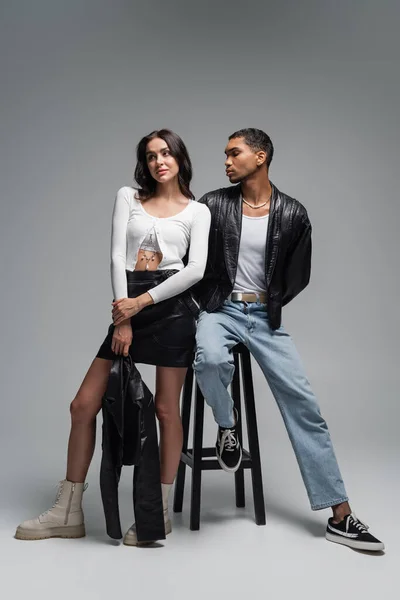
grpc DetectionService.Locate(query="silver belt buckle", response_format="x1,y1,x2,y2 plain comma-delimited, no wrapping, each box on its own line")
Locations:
230,291,265,303
230,292,259,302
230,292,243,302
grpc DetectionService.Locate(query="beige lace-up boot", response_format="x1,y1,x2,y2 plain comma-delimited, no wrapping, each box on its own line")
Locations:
123,483,172,546
15,480,87,540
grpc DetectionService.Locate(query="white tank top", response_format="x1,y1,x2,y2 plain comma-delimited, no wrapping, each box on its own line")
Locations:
233,214,269,293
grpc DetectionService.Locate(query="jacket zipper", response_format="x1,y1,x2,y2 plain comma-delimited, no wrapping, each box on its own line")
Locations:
190,293,200,310
64,483,75,525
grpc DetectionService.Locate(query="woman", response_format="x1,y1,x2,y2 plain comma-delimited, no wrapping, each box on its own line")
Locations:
15,129,211,545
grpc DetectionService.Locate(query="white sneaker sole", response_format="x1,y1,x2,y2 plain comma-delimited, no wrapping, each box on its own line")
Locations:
325,531,384,551
15,524,86,541
123,520,172,547
216,445,243,473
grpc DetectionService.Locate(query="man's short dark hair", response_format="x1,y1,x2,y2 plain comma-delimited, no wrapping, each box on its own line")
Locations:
229,128,274,168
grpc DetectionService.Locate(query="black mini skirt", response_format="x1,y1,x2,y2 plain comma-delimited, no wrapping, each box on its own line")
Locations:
96,270,199,368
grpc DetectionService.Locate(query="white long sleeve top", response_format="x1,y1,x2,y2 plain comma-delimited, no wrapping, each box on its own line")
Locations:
110,186,211,304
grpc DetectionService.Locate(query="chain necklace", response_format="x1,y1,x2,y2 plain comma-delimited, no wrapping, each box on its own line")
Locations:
140,251,156,270
139,231,157,270
242,189,272,210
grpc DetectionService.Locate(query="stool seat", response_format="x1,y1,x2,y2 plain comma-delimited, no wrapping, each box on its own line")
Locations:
173,343,266,530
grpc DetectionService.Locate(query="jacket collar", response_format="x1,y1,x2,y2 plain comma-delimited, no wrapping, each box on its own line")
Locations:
266,182,281,287
222,185,242,284
103,356,145,437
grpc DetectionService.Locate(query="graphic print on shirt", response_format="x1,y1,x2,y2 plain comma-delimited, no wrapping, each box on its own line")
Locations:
136,225,163,271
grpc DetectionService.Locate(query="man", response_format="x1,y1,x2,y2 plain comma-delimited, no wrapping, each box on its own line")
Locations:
193,128,383,552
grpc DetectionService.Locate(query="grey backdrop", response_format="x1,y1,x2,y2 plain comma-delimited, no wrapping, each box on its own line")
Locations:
0,1,398,597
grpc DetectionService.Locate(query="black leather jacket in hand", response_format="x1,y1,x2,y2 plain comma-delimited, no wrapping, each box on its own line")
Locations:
194,182,312,329
100,356,165,542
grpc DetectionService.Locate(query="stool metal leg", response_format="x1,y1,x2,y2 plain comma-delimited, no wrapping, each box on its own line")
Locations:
173,367,194,513
232,353,245,508
190,383,205,530
241,351,266,525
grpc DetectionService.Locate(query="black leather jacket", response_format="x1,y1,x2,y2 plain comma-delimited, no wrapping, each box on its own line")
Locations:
100,356,165,542
194,182,312,330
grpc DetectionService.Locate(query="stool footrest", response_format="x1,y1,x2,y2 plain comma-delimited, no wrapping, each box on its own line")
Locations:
180,448,252,470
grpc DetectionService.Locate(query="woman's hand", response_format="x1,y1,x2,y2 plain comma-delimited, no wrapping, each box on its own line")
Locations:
112,298,140,325
112,293,153,326
111,322,133,357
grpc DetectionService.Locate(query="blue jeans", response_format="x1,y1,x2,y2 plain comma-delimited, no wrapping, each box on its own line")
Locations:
193,300,348,511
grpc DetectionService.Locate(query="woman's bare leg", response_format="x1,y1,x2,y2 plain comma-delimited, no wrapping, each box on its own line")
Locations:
155,366,187,484
66,357,113,482
15,356,113,540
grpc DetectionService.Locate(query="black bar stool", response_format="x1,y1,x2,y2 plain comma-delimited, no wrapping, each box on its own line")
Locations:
173,343,266,530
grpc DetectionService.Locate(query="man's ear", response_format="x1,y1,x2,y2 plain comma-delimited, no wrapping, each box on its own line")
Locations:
256,151,267,166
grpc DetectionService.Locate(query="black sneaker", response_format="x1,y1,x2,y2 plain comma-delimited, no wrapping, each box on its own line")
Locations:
326,513,384,551
216,408,242,473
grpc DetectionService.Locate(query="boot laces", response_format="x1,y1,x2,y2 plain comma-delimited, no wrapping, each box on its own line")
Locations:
39,481,88,518
39,480,65,517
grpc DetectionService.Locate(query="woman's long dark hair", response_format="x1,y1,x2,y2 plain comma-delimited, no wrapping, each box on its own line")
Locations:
134,129,194,201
